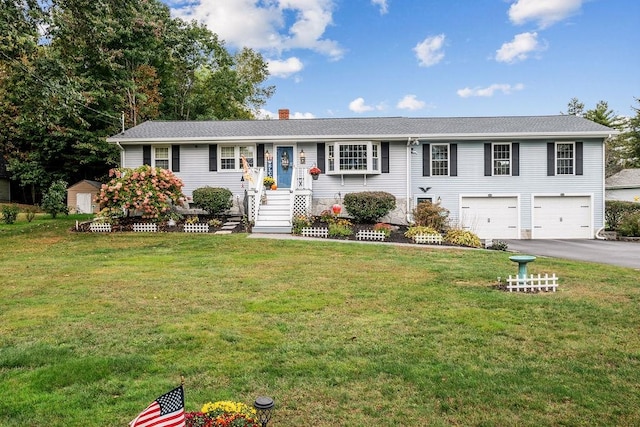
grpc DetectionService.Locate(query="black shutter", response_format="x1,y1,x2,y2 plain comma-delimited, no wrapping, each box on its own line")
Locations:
256,144,265,167
209,144,217,172
575,142,583,175
484,143,492,176
317,143,325,173
512,143,519,176
381,142,390,173
450,144,457,177
547,143,555,176
171,145,180,172
422,144,430,176
143,145,151,166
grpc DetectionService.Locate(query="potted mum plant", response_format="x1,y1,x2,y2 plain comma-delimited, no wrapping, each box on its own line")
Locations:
263,176,275,189
309,166,321,180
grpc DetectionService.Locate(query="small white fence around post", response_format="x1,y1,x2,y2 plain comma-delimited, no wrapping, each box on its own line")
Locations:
506,274,558,292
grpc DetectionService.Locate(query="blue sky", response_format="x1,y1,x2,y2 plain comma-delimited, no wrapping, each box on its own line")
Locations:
165,0,639,119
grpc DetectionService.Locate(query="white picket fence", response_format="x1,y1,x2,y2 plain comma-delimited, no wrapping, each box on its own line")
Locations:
301,227,328,238
506,274,558,292
183,223,210,233
356,230,387,241
412,234,443,245
132,223,157,232
89,223,112,233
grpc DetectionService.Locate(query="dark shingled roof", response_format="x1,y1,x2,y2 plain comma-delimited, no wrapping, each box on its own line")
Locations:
108,115,615,142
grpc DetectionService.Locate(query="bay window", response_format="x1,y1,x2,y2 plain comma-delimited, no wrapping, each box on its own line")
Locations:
326,141,381,174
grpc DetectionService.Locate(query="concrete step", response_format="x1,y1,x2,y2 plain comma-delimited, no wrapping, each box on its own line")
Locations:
257,215,291,222
252,225,292,234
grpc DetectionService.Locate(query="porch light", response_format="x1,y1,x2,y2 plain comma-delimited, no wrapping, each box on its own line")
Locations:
265,150,272,161
281,150,290,170
253,396,274,427
299,149,306,164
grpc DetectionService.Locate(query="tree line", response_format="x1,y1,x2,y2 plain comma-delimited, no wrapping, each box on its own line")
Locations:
1,0,274,203
564,97,640,176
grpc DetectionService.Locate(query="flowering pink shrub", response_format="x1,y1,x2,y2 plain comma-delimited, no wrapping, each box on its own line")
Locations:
96,165,186,221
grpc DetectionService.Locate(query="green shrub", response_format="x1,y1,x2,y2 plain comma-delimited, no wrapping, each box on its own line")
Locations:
1,204,19,224
373,222,392,237
412,201,449,231
444,229,482,248
404,225,440,239
41,180,68,218
618,212,640,237
343,191,396,223
24,206,37,222
192,187,233,215
328,218,353,237
488,240,509,251
605,200,640,230
319,209,334,223
292,214,313,235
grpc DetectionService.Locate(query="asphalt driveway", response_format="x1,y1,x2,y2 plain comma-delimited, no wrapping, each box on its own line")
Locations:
503,239,640,270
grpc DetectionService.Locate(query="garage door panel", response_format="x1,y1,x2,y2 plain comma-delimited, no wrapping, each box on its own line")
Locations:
533,196,591,239
460,197,519,239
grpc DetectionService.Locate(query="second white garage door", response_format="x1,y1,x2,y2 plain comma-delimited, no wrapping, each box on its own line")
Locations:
532,195,592,239
460,196,519,239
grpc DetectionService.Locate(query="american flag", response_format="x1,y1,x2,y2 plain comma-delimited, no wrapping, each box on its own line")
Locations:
129,385,185,427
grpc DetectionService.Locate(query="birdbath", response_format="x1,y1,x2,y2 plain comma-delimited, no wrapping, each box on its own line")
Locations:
509,255,536,280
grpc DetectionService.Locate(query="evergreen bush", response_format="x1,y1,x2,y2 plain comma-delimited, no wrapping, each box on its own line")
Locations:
192,187,233,215
618,212,640,237
343,191,396,223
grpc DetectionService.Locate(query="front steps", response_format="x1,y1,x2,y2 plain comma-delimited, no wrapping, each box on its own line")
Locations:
252,190,292,233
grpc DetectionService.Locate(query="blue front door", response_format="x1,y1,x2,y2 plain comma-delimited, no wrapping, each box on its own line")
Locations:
276,146,293,188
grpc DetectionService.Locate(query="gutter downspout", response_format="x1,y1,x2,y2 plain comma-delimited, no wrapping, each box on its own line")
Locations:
115,141,125,168
406,138,413,224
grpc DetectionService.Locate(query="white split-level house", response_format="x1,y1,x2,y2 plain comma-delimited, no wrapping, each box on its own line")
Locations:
107,111,616,239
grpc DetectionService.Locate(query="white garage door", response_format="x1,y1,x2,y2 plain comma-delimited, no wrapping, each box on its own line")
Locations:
533,196,591,239
460,196,519,239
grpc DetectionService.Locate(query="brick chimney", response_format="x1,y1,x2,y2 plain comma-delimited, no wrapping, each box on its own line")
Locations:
278,109,290,120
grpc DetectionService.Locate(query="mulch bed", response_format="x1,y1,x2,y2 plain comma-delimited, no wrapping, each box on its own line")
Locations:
73,215,247,233
73,215,416,243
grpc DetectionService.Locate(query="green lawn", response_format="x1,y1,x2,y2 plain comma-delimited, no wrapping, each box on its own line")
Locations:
1,216,639,426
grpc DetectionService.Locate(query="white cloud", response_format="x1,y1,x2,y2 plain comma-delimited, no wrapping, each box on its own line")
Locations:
457,83,525,98
495,32,545,63
348,97,385,113
290,111,316,119
397,95,425,111
349,97,375,113
257,109,315,119
413,34,445,67
172,0,344,60
508,0,583,28
268,57,304,78
371,0,388,15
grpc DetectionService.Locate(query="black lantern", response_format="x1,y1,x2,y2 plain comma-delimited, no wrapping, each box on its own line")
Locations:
299,149,306,164
280,151,290,170
253,396,274,427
